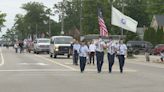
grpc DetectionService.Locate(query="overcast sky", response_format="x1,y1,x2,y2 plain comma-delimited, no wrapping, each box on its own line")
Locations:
0,0,62,37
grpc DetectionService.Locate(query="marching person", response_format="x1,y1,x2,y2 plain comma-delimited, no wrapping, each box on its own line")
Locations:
106,37,116,73
73,40,80,65
115,42,119,59
86,41,91,64
89,41,96,65
95,36,106,73
71,39,75,64
79,41,89,73
117,39,127,73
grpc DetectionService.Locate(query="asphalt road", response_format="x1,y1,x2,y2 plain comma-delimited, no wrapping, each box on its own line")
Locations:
0,47,164,92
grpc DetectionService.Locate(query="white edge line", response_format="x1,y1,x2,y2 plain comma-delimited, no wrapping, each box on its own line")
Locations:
34,55,77,71
0,69,137,72
0,69,75,72
0,48,4,66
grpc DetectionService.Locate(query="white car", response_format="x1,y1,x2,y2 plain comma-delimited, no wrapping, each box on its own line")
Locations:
50,36,73,58
33,38,50,54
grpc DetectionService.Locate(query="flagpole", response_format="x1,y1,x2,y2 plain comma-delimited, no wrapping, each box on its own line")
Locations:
109,0,112,37
121,0,124,39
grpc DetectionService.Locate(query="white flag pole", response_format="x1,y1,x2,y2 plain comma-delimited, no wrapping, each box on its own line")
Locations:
121,0,125,39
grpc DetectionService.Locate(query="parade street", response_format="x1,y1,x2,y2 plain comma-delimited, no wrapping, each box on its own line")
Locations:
0,47,163,92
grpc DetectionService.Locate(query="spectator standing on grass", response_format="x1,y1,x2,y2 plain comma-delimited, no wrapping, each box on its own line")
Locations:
145,46,150,62
160,50,164,62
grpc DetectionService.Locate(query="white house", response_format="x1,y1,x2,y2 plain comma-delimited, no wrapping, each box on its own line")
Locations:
150,15,164,31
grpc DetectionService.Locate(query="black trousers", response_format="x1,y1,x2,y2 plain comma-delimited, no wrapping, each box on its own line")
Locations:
107,53,115,72
15,48,18,53
96,51,104,73
89,52,95,64
118,55,125,73
20,47,23,53
73,50,79,65
80,57,87,72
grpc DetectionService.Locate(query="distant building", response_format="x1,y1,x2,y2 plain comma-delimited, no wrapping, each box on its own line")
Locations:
136,27,145,40
150,15,164,31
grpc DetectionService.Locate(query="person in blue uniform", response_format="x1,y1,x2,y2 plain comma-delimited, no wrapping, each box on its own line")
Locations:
106,37,116,73
79,41,89,73
95,36,106,73
117,40,127,73
73,40,80,65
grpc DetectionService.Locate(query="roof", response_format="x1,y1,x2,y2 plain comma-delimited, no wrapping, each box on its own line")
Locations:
81,34,126,41
36,38,50,40
51,36,73,39
155,15,164,26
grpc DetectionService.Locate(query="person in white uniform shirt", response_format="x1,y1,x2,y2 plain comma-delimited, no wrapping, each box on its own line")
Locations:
79,41,89,73
89,41,96,65
117,40,127,73
73,40,80,65
95,36,106,73
106,37,116,73
115,42,119,58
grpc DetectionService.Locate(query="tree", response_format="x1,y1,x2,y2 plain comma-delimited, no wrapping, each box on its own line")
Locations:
13,2,60,40
156,28,164,44
0,11,6,31
53,0,81,35
124,0,150,27
144,27,164,46
146,0,164,15
14,14,28,40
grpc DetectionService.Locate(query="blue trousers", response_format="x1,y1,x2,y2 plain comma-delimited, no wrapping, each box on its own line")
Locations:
73,50,79,65
96,51,104,73
80,57,87,72
118,55,125,73
107,53,115,72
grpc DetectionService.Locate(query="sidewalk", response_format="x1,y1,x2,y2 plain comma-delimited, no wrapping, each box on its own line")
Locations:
126,55,164,64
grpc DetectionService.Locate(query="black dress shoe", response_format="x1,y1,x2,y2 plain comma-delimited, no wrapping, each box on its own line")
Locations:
120,70,123,73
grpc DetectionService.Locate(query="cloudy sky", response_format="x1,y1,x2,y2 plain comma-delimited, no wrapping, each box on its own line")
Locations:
0,0,62,37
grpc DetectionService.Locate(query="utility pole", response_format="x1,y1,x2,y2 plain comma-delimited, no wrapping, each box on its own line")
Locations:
61,10,64,35
48,16,51,37
61,0,66,35
36,24,38,39
80,0,82,35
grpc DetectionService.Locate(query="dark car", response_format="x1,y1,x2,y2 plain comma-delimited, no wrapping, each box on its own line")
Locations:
127,41,153,55
153,44,164,55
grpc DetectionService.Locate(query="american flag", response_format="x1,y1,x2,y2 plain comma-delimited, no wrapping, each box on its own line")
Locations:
98,9,108,36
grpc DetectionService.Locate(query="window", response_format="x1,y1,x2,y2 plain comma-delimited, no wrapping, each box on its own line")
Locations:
50,39,54,44
54,38,73,44
38,40,50,43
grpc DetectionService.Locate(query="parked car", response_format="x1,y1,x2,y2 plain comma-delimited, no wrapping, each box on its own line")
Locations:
33,38,50,54
49,36,73,58
127,41,153,55
153,44,164,55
